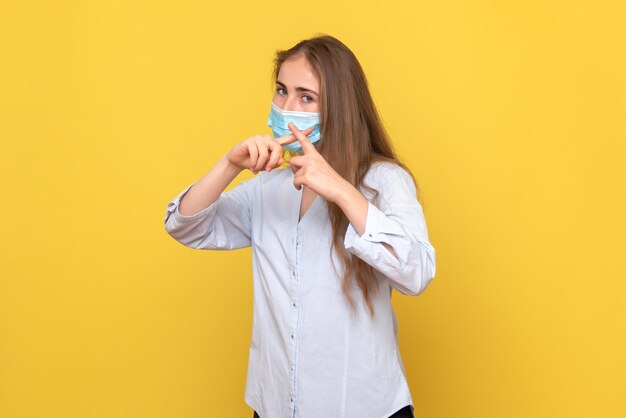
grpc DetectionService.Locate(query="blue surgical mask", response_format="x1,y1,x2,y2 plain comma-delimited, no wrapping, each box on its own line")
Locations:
266,101,321,152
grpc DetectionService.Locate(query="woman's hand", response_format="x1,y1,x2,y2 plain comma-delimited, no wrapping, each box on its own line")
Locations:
288,122,369,234
287,123,354,203
226,128,313,174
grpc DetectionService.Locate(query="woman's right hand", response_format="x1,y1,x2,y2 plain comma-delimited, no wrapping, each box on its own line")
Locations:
225,128,313,174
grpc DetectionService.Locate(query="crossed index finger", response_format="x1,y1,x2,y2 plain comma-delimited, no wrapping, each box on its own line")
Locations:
276,126,314,147
288,122,316,153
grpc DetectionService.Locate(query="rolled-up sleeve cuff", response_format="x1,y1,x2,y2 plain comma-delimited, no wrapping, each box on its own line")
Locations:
165,182,217,226
344,201,407,250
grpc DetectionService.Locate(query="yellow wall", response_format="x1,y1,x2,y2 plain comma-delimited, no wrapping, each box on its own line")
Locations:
1,1,624,417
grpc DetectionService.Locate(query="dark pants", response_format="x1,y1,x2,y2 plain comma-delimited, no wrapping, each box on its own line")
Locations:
253,404,413,418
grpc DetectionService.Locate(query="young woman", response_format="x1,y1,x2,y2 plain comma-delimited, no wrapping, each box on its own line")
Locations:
164,34,436,418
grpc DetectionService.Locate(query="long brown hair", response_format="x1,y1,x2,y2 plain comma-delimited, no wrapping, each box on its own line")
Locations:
272,34,420,318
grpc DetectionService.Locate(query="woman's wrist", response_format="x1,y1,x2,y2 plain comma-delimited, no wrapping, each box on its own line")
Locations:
333,178,363,205
334,179,369,235
220,154,245,176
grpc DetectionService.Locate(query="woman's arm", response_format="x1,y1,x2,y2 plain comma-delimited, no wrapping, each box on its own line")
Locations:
165,130,311,250
177,155,243,216
287,123,398,257
283,123,435,295
343,163,437,296
178,129,309,216
329,180,398,259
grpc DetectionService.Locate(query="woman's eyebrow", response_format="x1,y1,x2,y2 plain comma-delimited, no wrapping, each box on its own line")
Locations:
276,80,319,96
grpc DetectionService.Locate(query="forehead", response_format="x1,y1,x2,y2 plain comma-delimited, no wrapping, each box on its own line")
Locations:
277,55,319,89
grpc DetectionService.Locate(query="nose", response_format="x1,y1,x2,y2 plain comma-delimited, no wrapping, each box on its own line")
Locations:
283,95,298,111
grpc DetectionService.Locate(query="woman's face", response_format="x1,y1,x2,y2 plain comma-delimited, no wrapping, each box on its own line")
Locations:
273,55,320,113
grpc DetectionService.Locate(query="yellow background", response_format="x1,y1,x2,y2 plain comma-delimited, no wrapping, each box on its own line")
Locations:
1,1,624,417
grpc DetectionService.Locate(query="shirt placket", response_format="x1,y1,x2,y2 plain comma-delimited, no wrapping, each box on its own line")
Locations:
288,226,303,417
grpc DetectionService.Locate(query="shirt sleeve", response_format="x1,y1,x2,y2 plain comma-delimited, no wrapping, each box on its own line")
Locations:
343,163,436,296
163,177,254,250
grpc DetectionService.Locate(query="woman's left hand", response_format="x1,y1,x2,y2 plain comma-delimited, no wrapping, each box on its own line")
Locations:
287,122,350,203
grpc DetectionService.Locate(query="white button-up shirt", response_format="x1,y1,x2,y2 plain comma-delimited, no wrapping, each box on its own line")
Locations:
164,161,436,418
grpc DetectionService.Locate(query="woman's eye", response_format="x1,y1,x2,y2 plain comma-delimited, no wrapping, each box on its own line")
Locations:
302,95,314,103
276,87,287,95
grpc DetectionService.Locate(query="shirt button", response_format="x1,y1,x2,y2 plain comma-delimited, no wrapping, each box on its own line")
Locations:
290,334,294,339
368,233,373,237
292,302,296,307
